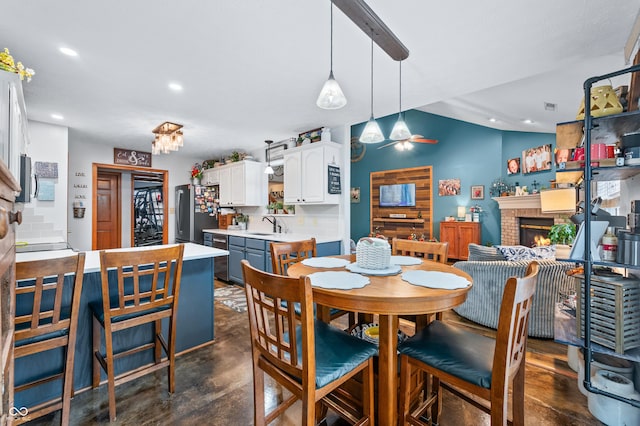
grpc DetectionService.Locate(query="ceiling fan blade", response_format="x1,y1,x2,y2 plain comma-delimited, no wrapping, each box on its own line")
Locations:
377,141,398,149
412,138,438,144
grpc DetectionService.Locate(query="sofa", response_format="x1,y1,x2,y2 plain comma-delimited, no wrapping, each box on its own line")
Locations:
452,244,575,338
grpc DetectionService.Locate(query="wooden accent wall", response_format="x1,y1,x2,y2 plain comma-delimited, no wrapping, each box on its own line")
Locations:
369,166,433,241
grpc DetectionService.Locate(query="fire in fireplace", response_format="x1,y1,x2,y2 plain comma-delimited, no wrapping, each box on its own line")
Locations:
519,217,554,247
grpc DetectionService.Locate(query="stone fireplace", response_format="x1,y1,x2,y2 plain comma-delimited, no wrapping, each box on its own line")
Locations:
494,194,571,246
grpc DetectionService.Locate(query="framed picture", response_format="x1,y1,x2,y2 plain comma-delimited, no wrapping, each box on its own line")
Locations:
522,144,552,174
438,178,460,196
350,187,360,203
506,157,520,175
554,147,573,165
471,185,484,200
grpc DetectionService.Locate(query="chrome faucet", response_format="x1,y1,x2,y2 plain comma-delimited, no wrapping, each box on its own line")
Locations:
262,215,277,233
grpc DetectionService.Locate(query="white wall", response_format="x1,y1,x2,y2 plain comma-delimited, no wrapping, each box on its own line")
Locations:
15,120,68,243
67,137,201,251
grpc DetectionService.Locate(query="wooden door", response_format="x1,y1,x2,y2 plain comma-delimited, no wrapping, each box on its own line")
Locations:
94,171,121,249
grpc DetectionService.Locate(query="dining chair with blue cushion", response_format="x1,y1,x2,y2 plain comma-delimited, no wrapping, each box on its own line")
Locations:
398,261,539,426
14,252,86,426
270,238,355,327
90,244,184,422
241,259,377,425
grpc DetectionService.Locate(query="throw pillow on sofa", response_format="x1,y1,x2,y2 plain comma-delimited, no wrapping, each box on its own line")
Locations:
467,243,506,261
496,245,556,261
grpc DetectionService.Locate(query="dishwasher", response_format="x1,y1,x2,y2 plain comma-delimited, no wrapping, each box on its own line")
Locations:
211,233,229,282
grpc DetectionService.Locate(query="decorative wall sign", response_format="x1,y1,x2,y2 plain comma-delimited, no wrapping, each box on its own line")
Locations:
36,179,55,200
438,178,460,196
34,161,58,178
328,165,341,194
114,148,152,167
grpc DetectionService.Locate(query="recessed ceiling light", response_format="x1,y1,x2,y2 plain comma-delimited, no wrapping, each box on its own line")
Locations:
51,113,64,120
523,119,534,124
168,82,183,92
59,47,78,57
488,117,497,123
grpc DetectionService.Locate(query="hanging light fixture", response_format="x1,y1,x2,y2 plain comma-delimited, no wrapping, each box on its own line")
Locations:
389,60,412,141
152,122,184,155
264,140,274,174
316,2,347,109
359,34,384,144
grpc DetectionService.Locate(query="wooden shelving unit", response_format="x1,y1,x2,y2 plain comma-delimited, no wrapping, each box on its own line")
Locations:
372,218,424,224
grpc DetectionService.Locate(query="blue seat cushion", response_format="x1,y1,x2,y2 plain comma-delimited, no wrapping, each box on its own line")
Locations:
290,321,378,388
398,320,495,389
14,321,69,348
89,298,170,325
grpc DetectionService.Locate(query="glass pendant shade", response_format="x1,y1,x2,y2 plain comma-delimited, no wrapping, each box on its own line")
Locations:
360,115,385,143
316,71,347,109
389,114,411,141
264,165,274,175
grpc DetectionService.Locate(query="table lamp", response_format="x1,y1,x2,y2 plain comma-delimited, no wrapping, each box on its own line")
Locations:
457,206,466,221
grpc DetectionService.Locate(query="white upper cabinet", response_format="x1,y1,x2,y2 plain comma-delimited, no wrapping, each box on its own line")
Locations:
283,142,342,204
201,168,219,185
0,72,29,178
218,160,266,206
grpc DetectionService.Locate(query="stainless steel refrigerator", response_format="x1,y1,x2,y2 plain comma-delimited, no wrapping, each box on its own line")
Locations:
175,184,219,244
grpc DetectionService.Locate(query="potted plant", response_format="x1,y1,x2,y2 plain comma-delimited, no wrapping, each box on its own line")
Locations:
236,213,248,230
275,202,284,215
266,202,276,214
548,223,576,258
285,205,294,215
230,151,241,162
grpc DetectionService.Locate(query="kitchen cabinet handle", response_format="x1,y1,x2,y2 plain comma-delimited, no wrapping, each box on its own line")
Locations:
10,210,22,225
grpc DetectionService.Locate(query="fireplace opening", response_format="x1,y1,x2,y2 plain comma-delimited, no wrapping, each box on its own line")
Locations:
519,217,554,247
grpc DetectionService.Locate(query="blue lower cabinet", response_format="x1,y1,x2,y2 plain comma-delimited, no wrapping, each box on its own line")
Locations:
317,241,342,257
228,240,246,284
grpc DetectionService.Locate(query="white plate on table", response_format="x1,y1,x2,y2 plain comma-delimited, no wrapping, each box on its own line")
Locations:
301,257,350,268
390,255,422,266
345,263,402,276
308,271,370,289
401,270,471,289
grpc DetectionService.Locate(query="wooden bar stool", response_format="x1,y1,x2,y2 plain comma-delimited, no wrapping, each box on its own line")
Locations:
90,244,184,421
14,252,86,426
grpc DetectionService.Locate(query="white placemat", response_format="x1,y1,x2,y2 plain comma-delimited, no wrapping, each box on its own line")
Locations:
390,255,423,266
308,271,370,290
345,263,402,276
301,257,350,268
401,270,471,289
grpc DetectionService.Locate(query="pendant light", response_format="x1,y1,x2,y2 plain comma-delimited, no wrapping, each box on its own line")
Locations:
316,2,347,109
264,140,274,175
389,60,412,141
359,35,384,144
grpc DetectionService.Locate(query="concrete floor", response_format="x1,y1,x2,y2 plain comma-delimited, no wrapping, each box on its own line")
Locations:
25,288,600,425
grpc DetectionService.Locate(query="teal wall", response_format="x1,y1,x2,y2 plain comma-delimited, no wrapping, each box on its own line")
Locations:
350,110,557,246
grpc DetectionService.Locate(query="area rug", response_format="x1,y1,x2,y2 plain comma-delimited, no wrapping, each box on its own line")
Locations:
215,284,247,313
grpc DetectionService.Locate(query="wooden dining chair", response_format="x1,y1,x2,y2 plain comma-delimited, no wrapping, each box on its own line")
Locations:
391,237,449,263
14,252,86,426
241,260,377,425
392,238,449,332
90,244,184,422
270,238,355,327
398,261,540,426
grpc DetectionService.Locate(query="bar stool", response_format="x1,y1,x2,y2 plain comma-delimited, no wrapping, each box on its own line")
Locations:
90,244,184,421
14,252,86,425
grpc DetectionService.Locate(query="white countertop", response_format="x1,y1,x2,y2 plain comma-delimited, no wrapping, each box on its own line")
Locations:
16,242,228,274
202,229,341,244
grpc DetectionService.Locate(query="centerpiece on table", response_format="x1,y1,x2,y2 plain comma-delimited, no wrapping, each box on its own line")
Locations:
0,48,35,81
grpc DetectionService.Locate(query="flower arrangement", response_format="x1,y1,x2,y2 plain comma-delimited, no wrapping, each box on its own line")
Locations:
191,163,203,180
469,205,483,213
0,48,35,82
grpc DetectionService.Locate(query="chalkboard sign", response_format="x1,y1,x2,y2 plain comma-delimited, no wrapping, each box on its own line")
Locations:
328,165,341,194
114,148,152,167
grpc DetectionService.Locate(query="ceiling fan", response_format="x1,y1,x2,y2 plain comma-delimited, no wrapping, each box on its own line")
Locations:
377,135,438,150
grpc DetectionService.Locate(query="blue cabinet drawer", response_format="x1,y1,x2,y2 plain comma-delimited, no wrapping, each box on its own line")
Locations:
246,238,265,250
203,233,213,244
229,236,246,247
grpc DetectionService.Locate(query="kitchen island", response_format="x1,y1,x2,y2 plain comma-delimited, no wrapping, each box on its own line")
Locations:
14,243,228,409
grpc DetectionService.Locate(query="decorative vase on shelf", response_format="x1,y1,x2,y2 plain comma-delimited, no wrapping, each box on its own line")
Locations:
192,177,201,186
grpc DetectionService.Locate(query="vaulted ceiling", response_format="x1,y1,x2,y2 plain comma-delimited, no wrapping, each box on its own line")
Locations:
2,1,639,159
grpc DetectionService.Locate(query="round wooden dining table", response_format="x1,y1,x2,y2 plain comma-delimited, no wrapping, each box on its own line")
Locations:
287,254,473,426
